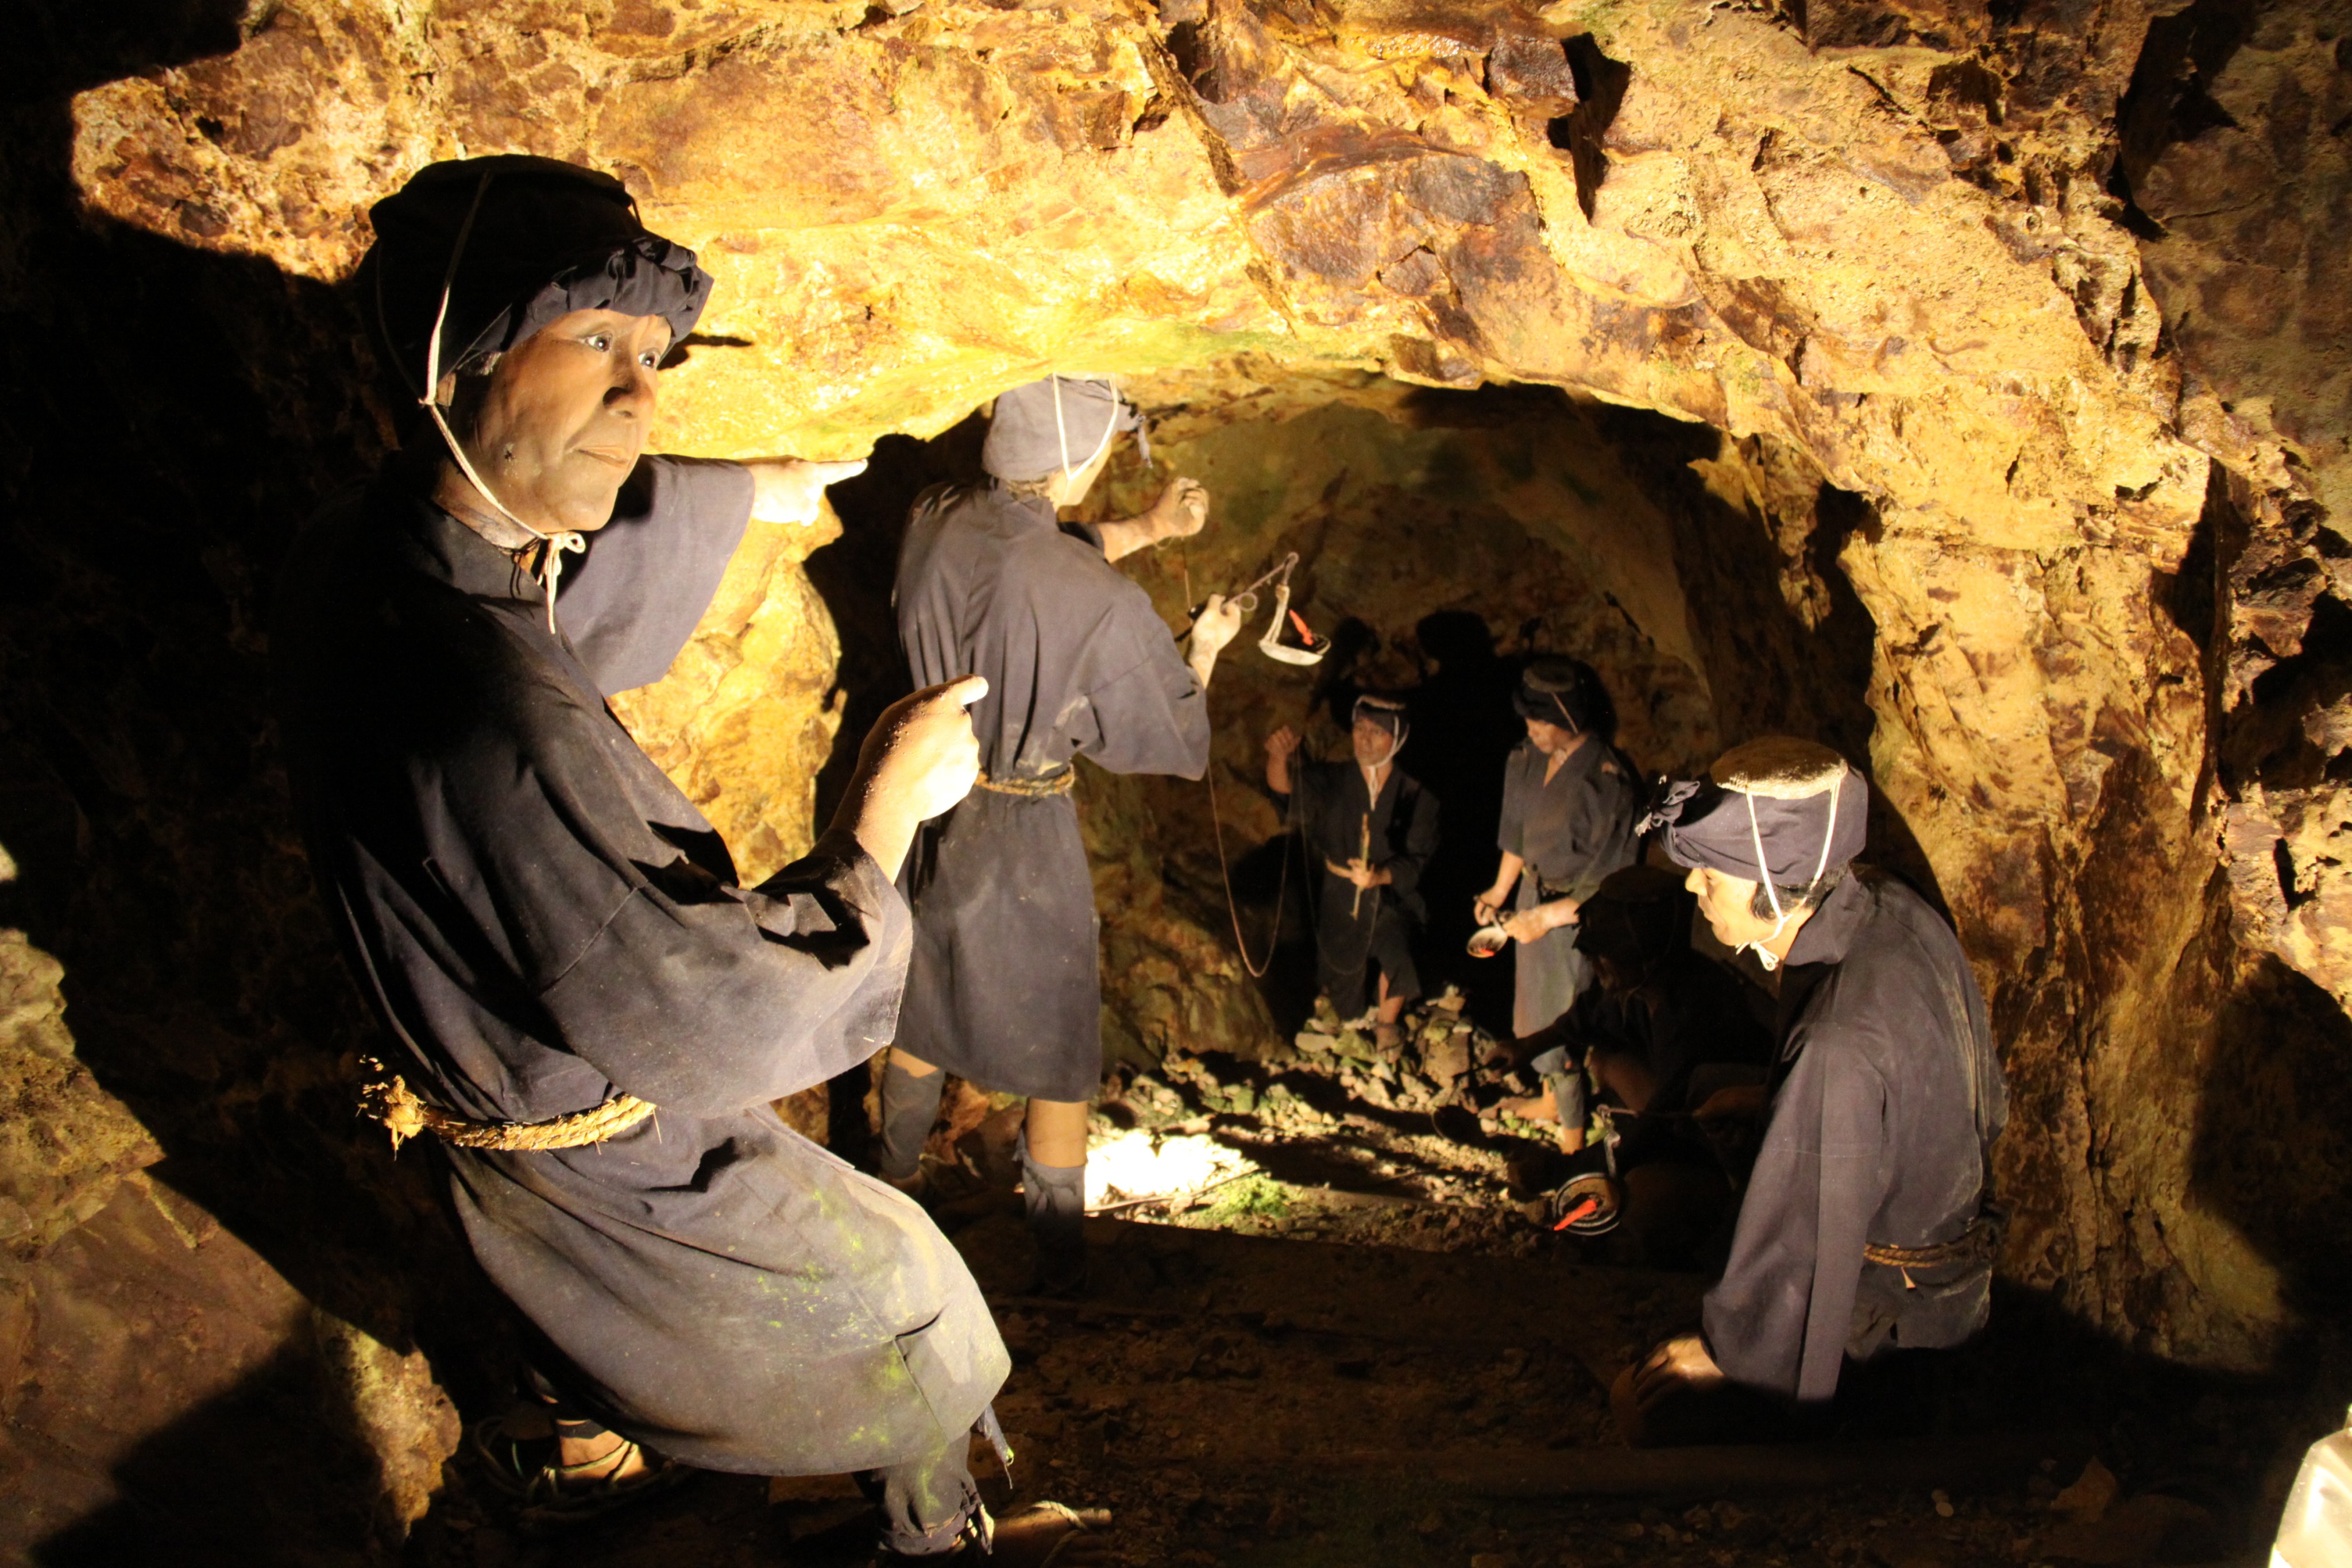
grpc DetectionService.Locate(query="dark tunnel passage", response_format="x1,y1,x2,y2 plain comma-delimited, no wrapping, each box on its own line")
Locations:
812,373,1934,1057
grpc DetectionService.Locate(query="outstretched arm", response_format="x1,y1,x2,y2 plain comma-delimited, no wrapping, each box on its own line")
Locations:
745,458,869,526
1098,476,1208,562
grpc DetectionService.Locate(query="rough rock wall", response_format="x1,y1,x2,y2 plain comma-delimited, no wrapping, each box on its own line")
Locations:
607,504,849,882
9,1,2351,1537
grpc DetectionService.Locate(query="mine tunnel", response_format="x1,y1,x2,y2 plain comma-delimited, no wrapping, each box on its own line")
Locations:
6,0,2352,1564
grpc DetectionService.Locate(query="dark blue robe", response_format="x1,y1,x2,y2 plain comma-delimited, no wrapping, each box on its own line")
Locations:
273,458,1007,1473
1702,870,2004,1402
893,482,1208,1101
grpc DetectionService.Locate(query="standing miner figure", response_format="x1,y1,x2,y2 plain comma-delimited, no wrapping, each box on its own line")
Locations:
1474,656,1646,1149
276,155,1110,1562
1263,694,1441,1055
1624,736,2006,1445
885,374,1246,1293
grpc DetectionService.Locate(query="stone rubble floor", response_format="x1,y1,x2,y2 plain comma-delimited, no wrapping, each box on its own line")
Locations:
400,998,2275,1567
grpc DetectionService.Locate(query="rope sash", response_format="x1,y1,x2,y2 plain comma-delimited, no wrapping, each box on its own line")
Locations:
362,1065,654,1153
1863,1208,2004,1288
971,767,1075,798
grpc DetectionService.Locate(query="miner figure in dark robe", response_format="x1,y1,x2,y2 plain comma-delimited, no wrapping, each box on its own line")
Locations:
1488,866,1775,1266
1474,656,1644,1145
1620,737,2006,1446
886,376,1246,1292
275,155,1110,1562
1262,695,1440,1055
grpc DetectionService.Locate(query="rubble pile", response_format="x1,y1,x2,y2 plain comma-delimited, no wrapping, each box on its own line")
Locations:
1070,986,1575,1256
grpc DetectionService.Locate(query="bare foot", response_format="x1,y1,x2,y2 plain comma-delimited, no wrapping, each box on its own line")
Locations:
984,1503,1115,1566
1496,1088,1557,1123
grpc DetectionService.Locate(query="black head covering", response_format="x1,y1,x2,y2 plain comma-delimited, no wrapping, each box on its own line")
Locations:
1352,693,1408,740
1512,656,1602,731
361,155,713,399
1574,864,1686,969
981,376,1147,482
1351,693,1408,763
1650,736,1868,888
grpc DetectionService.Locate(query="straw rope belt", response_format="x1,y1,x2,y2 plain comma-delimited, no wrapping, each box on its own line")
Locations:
361,1065,654,1153
1863,1208,2003,1287
971,766,1075,798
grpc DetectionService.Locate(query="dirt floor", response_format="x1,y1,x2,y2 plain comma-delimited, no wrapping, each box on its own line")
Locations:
398,998,2293,1567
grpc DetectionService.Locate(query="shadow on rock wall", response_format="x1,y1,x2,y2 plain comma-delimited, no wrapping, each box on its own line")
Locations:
3,2,497,1553
1602,405,1948,916
2194,949,2352,1338
800,418,986,1153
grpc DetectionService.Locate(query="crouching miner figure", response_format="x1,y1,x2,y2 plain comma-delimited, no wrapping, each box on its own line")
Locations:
275,156,1110,1562
1620,737,2006,1446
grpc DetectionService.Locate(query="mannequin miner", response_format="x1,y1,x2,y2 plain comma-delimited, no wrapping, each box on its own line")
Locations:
1620,736,2007,1445
1263,695,1442,1055
1474,657,1645,1150
886,375,1248,1293
273,155,1112,1562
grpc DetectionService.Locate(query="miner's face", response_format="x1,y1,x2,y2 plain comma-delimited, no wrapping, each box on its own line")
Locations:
459,308,671,534
1525,716,1579,755
1352,713,1396,766
1687,864,1777,951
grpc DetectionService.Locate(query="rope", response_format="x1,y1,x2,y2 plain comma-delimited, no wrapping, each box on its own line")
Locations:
1863,1207,2003,1288
403,168,586,635
972,766,1075,798
1205,744,1289,982
361,1065,655,1153
1293,771,1386,987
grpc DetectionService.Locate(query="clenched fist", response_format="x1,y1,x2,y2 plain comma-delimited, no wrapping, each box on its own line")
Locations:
1145,476,1210,540
1191,593,1246,656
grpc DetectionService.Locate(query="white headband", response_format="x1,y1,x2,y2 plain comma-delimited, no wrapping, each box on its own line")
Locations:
1739,770,1843,970
411,171,585,635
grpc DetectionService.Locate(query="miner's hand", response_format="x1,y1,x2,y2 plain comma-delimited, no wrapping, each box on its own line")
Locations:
1265,725,1301,794
1502,909,1551,944
877,677,987,820
749,458,869,526
1188,593,1246,687
1148,476,1210,540
837,675,987,879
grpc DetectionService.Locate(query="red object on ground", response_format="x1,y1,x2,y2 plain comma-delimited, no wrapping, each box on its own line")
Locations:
1552,1196,1600,1232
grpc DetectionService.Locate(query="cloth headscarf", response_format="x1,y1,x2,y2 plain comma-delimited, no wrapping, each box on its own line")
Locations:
981,375,1148,482
1512,656,1600,732
358,155,714,631
1647,736,1867,968
362,155,713,395
1352,693,1409,767
1573,864,1686,971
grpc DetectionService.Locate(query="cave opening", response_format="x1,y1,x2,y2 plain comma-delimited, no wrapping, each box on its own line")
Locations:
825,372,1736,1029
